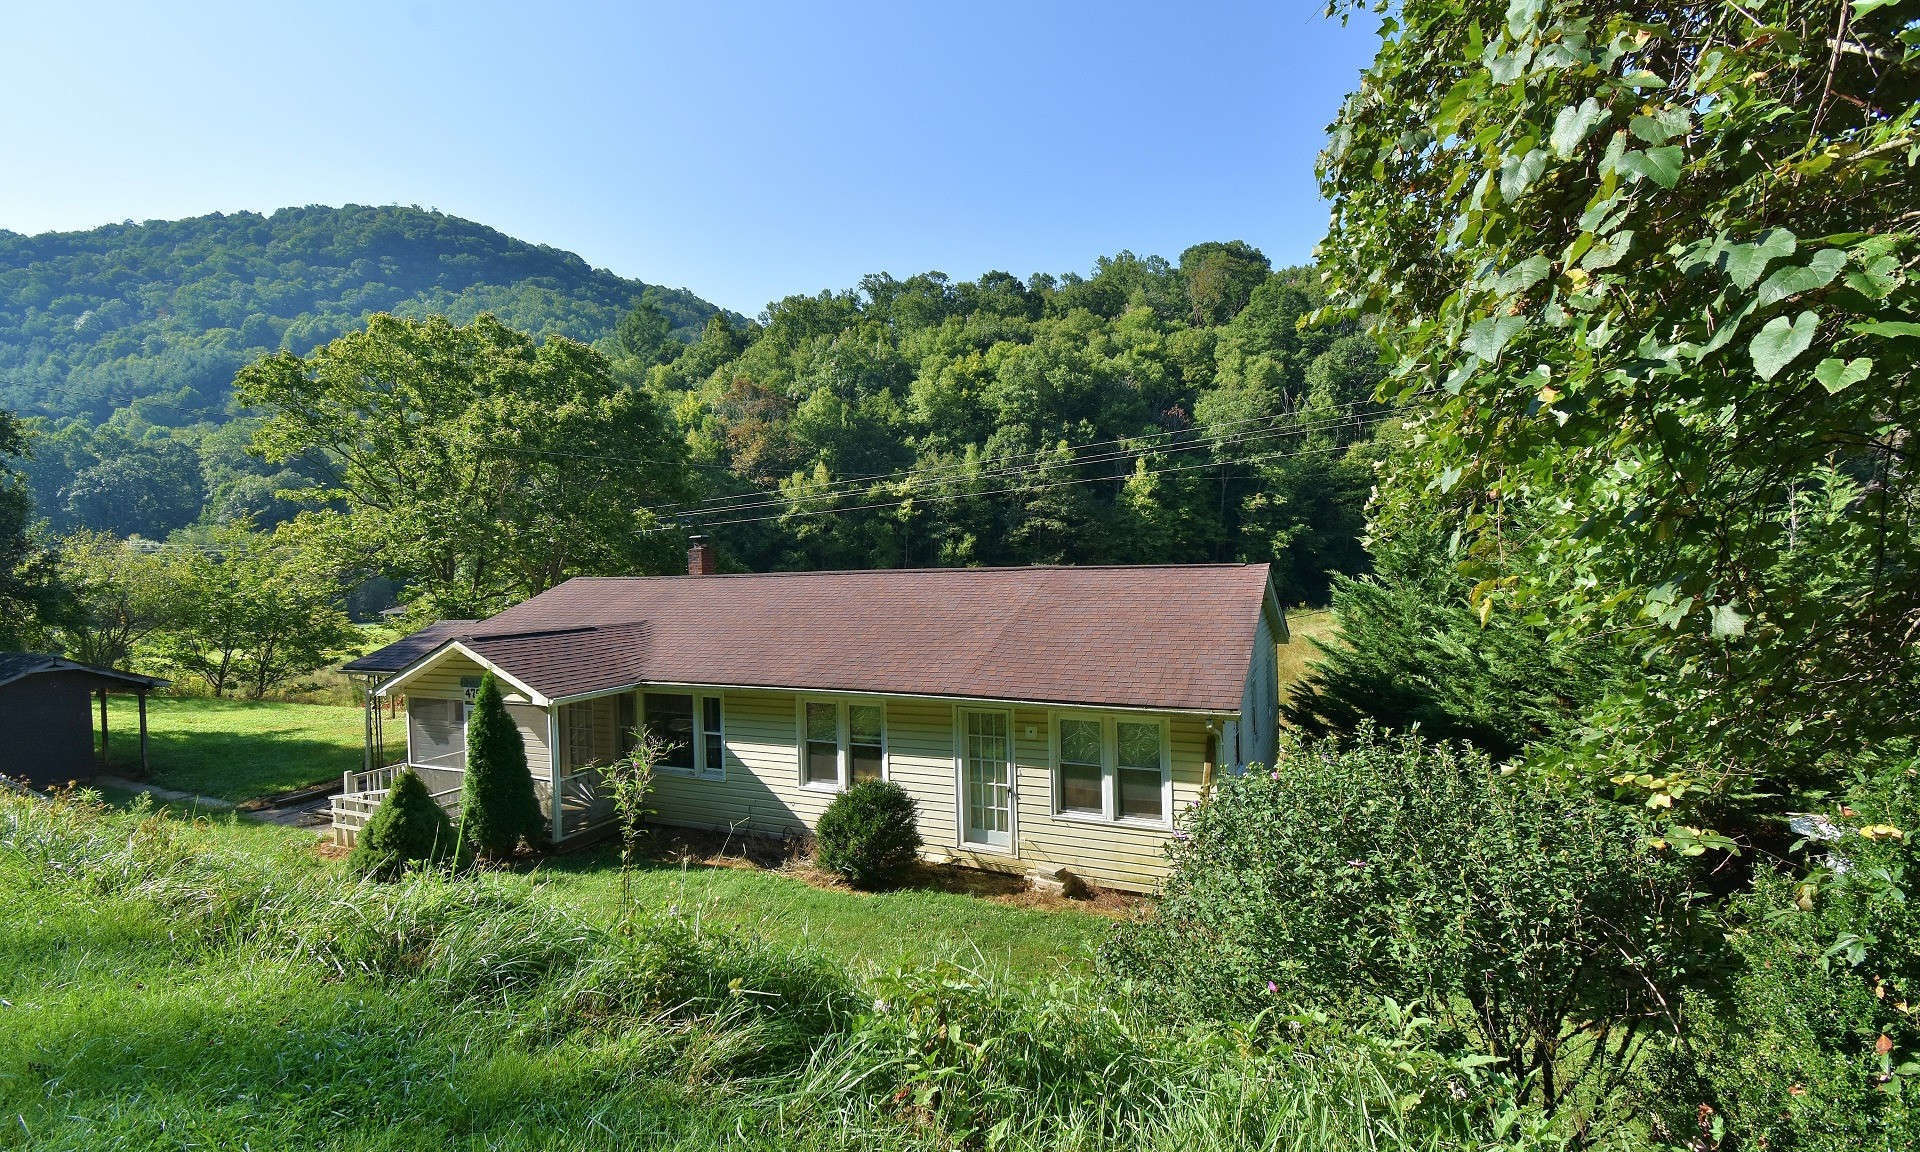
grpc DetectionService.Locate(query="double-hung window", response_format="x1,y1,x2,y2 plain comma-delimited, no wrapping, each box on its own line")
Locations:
643,691,725,779
1052,714,1170,825
800,699,886,790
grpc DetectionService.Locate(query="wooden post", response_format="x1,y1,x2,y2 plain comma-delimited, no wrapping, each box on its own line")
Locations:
362,682,374,774
548,705,564,844
138,692,150,776
98,689,109,771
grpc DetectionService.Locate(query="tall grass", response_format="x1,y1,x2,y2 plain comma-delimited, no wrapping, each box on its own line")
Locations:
0,792,1573,1151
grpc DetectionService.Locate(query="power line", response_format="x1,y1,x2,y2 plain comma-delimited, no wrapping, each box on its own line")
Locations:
658,406,1381,523
656,411,1388,534
654,397,1391,519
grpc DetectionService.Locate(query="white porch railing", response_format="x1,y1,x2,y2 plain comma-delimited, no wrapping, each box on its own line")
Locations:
331,770,465,848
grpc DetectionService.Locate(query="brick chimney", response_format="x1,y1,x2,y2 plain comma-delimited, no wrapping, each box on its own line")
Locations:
686,535,716,576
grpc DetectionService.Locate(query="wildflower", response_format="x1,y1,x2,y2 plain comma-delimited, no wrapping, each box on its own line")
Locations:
1269,769,1280,781
1266,980,1278,994
1347,859,1367,869
874,998,889,1014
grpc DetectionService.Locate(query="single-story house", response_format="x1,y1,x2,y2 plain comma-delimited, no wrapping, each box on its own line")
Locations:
0,654,169,787
335,545,1287,892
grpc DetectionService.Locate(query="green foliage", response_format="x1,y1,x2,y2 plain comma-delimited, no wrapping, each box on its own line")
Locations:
1101,727,1705,1114
145,520,357,697
812,779,923,889
458,672,542,859
0,205,729,424
1284,531,1622,761
237,313,693,615
347,768,455,880
0,408,63,646
1317,0,1920,812
1,790,1569,1151
671,254,1386,597
1651,755,1919,1150
45,530,178,669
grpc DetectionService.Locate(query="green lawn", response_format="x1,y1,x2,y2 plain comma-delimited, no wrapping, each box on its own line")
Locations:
532,843,1111,975
0,790,1523,1151
102,696,391,802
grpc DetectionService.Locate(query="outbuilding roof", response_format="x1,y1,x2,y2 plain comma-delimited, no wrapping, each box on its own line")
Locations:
341,619,478,674
0,653,169,691
380,564,1279,714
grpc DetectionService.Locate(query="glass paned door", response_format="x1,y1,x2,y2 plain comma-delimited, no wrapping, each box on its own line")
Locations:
961,709,1013,850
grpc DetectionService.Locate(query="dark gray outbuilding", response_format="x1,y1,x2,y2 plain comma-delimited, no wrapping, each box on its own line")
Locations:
0,654,169,788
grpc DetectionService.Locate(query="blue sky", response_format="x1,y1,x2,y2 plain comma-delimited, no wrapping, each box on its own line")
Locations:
1,1,1381,316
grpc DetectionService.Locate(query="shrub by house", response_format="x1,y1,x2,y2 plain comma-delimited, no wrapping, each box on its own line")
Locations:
814,779,922,889
458,672,543,859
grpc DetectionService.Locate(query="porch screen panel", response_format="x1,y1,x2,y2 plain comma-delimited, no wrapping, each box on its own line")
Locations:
410,698,467,771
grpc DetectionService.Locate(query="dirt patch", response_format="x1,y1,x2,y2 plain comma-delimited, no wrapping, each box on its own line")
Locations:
635,826,1149,917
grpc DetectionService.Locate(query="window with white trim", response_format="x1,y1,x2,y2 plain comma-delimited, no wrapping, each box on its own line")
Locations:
1052,714,1170,824
798,698,886,790
643,691,724,779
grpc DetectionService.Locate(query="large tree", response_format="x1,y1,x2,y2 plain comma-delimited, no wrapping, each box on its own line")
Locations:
149,521,355,698
236,314,693,615
1318,0,1920,816
0,410,63,648
47,531,179,670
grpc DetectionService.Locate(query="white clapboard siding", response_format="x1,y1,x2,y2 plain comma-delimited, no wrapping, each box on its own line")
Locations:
640,688,1206,893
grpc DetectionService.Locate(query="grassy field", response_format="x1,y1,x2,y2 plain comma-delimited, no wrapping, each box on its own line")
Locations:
533,844,1113,975
0,793,1534,1151
1278,606,1336,707
102,696,393,801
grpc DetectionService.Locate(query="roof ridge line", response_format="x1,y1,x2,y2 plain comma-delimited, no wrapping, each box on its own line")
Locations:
555,562,1268,583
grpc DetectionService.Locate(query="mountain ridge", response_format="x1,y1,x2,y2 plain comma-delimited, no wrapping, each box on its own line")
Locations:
0,203,739,425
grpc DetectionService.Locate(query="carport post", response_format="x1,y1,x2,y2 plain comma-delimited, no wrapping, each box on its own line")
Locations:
98,689,109,770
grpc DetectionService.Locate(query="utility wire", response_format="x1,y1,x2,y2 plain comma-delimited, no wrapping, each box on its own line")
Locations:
652,397,1388,517
656,413,1388,534
659,407,1383,522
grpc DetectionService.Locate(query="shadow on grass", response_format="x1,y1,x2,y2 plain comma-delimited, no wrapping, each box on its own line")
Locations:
104,729,369,801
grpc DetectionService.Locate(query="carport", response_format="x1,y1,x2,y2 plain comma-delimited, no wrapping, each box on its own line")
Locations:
0,653,169,788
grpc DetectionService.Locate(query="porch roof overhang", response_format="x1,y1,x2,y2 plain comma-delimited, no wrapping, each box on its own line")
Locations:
373,639,552,707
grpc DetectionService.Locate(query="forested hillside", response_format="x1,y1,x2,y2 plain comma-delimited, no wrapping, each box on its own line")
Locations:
646,247,1384,595
0,204,729,423
8,228,1388,606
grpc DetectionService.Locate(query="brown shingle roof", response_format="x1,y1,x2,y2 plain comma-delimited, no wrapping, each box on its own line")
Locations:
435,564,1273,713
342,620,478,674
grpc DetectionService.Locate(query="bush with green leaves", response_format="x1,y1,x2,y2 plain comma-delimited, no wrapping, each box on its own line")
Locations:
347,768,455,880
813,779,922,889
458,672,543,859
1650,755,1918,1150
1101,726,1706,1116
1316,0,1920,818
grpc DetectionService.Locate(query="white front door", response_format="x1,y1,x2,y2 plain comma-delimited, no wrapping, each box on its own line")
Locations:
960,708,1014,850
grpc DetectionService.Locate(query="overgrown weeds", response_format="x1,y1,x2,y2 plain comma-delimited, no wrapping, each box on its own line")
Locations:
0,790,1576,1150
